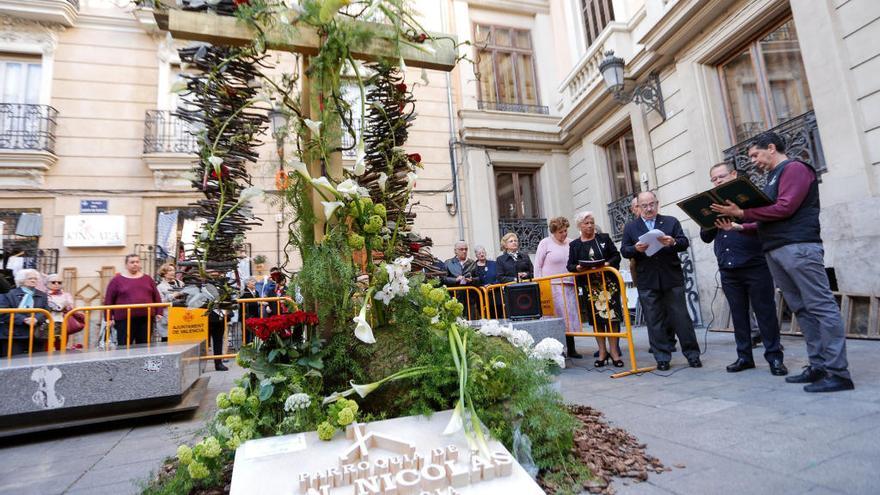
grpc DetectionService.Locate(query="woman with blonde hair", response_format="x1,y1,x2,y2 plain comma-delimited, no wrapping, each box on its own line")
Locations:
535,217,582,358
496,232,533,283
566,211,624,367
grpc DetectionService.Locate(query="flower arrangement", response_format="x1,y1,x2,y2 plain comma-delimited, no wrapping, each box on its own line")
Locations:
589,281,619,320
245,310,318,342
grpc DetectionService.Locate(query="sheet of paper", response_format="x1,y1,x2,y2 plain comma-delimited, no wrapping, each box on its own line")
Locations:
638,229,666,256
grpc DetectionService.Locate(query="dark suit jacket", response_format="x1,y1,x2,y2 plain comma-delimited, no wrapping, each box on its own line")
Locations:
620,214,689,290
496,252,534,283
474,261,498,286
0,288,49,339
442,257,476,286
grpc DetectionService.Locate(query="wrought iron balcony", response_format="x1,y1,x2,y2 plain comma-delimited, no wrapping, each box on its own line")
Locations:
498,218,548,254
0,103,59,153
143,110,200,154
606,193,637,242
723,111,826,188
477,101,550,115
67,0,80,8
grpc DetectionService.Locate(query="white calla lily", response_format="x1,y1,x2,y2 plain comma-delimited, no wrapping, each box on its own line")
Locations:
238,186,264,203
420,68,430,87
350,380,381,398
291,161,311,180
170,79,188,94
399,56,408,75
321,201,344,219
405,172,418,190
311,176,337,195
303,118,322,137
207,155,223,168
336,178,359,198
443,401,464,435
353,295,376,344
353,139,366,176
378,172,388,192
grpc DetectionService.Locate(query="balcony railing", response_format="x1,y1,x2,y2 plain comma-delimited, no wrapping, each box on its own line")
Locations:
144,110,200,154
723,110,826,188
606,193,637,242
498,218,548,254
67,0,80,8
0,103,59,153
477,101,549,115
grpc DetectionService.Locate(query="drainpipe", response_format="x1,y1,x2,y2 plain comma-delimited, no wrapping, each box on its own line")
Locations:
441,0,465,241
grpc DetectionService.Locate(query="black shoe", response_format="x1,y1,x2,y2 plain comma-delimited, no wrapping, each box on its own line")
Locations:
611,358,625,368
688,358,703,368
769,360,788,376
594,356,609,368
785,366,826,384
568,351,584,359
215,363,229,371
656,361,670,371
726,358,755,373
804,375,854,393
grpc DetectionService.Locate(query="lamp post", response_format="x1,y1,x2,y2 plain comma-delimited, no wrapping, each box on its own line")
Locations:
268,104,286,266
598,50,666,121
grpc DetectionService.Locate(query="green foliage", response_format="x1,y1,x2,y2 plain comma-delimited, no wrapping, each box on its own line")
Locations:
293,232,357,326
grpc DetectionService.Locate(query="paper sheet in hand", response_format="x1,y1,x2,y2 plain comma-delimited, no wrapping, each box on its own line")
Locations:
638,229,666,256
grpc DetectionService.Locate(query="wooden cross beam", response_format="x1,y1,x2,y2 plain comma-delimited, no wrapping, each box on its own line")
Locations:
155,9,458,71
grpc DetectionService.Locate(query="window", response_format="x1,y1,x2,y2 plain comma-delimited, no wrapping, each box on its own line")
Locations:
0,208,40,256
495,169,540,219
0,57,41,104
605,129,639,200
719,18,813,143
581,0,615,47
474,24,540,107
156,207,203,263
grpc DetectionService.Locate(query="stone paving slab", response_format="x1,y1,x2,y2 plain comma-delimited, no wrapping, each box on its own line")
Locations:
0,328,878,494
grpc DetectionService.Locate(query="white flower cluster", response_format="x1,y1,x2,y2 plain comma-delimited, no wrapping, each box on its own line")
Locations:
530,338,566,369
284,393,311,413
477,320,534,351
374,257,414,305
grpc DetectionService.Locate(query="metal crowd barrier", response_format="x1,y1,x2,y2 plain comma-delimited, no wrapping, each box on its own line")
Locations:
59,302,171,351
1,308,55,358
447,286,487,320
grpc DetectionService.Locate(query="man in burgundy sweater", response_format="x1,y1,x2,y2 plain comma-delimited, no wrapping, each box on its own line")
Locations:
712,131,853,393
104,254,162,346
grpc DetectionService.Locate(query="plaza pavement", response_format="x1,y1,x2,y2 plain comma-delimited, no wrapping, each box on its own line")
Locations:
1,328,878,495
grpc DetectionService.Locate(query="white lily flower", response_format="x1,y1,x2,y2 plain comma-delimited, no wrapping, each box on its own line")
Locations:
291,161,311,180
374,287,394,306
336,178,359,198
207,155,223,168
378,172,388,192
280,12,290,24
321,201,344,219
350,380,381,398
399,56,408,75
303,118,322,137
311,176,337,195
443,401,464,435
405,172,418,190
170,80,188,94
353,139,366,176
420,68,430,87
353,297,375,344
357,186,371,198
321,389,355,406
239,186,264,203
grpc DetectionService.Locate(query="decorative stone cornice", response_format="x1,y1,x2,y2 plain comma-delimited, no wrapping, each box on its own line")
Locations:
0,1,78,28
458,109,562,149
465,0,550,15
143,152,197,190
0,14,61,54
0,150,58,188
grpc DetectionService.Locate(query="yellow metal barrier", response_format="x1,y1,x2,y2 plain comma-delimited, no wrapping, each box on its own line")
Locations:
1,308,54,358
532,267,654,378
447,286,487,320
60,303,171,351
482,282,510,320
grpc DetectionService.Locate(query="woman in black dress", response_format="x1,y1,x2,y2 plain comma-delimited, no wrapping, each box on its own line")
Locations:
566,211,624,368
496,232,534,283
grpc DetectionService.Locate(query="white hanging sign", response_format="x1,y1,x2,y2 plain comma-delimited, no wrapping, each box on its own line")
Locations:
63,215,126,247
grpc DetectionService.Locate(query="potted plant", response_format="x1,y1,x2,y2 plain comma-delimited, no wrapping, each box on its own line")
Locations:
253,254,268,276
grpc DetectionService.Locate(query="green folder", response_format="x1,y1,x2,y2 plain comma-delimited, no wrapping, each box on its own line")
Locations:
676,176,772,229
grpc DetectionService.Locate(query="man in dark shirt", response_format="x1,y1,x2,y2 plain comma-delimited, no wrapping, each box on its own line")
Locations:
621,191,701,371
701,162,786,376
713,131,853,393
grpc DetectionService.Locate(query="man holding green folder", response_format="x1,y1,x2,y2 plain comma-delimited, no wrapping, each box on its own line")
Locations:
712,131,853,393
701,162,786,376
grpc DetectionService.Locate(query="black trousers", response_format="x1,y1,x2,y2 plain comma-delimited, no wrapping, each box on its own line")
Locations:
115,317,150,346
208,319,225,367
639,286,700,362
720,264,783,363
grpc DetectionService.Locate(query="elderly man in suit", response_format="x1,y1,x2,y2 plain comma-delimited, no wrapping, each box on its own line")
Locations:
442,241,479,318
621,191,701,370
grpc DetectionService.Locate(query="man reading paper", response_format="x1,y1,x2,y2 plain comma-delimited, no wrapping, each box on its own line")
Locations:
621,192,700,371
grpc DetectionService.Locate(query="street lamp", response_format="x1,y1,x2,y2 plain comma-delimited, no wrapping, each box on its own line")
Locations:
268,104,287,266
599,50,666,121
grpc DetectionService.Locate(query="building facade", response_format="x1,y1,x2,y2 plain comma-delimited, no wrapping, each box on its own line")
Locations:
0,0,465,302
452,0,880,328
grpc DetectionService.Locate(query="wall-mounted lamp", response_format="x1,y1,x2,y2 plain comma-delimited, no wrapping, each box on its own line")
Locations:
599,50,667,121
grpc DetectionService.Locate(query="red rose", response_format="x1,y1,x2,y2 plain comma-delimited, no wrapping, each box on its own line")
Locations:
395,83,407,93
407,153,421,163
233,0,250,5
416,33,427,43
210,165,230,179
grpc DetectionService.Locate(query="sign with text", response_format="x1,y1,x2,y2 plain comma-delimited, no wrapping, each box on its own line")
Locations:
63,215,126,247
167,307,208,344
230,410,543,495
80,200,108,214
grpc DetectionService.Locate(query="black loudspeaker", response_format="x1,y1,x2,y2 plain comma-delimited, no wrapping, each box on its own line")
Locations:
505,282,542,321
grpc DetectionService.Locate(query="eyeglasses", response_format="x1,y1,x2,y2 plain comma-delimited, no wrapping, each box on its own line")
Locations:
638,201,658,209
48,281,62,285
